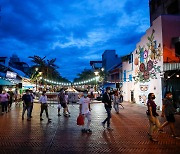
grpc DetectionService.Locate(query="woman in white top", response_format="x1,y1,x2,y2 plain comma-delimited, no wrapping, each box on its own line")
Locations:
113,90,120,114
39,91,51,122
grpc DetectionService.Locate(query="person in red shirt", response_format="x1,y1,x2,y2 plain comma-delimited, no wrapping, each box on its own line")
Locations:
146,93,162,142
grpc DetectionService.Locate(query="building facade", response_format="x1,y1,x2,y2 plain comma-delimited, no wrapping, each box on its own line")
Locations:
102,50,121,72
122,15,180,109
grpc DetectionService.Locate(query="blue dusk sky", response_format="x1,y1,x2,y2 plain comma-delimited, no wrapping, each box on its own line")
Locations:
0,0,150,81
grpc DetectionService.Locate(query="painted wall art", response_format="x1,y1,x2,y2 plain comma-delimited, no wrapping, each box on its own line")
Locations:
134,29,162,83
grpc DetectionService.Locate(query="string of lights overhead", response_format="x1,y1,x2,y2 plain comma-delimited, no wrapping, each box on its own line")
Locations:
43,76,100,86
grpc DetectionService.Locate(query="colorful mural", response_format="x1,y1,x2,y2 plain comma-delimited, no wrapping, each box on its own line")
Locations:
134,30,162,83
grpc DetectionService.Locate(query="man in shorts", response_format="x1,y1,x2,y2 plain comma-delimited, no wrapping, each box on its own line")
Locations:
79,90,92,133
161,92,180,139
58,88,69,117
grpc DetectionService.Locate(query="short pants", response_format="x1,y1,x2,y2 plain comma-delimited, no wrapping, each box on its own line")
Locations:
166,114,175,123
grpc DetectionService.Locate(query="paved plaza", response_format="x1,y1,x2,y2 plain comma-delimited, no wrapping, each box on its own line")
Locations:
0,101,179,154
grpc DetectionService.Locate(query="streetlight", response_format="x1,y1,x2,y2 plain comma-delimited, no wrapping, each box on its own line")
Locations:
94,71,99,92
36,71,42,92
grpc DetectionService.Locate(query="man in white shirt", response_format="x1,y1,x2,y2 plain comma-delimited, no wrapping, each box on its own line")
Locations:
79,90,92,133
39,91,51,122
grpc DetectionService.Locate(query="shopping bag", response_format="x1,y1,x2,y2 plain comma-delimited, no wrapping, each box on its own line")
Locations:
77,114,84,125
57,104,61,109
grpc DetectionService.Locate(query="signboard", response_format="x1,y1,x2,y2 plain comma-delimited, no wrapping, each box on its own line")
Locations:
6,71,17,79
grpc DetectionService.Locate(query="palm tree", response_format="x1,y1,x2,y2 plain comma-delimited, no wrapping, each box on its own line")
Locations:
28,55,69,83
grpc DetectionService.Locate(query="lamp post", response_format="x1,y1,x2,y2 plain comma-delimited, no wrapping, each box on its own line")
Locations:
94,71,99,92
35,68,42,92
35,68,39,92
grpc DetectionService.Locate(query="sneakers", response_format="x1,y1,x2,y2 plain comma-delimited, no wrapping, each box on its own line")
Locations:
40,118,44,121
58,114,61,116
64,114,70,117
101,122,105,128
81,128,86,133
158,129,165,133
86,129,92,134
48,119,52,122
107,127,113,131
172,135,180,139
150,137,158,142
81,128,92,134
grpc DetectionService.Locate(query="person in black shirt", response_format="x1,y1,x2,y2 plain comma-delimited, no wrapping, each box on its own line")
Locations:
161,92,180,139
22,90,31,121
101,87,113,130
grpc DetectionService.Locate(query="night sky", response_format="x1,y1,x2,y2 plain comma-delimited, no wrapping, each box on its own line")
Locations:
0,0,150,81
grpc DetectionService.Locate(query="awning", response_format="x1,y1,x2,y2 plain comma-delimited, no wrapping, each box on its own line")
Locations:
0,78,15,86
163,63,180,71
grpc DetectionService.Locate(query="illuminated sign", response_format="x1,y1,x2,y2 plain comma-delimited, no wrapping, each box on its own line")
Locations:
6,71,17,79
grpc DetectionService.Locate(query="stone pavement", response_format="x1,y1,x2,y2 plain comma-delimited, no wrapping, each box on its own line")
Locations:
0,101,179,154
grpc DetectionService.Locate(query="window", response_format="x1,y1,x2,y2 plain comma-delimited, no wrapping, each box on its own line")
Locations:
129,54,133,64
124,70,126,82
175,42,180,56
129,74,132,81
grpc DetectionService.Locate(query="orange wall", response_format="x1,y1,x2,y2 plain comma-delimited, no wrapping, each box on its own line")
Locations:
162,15,180,63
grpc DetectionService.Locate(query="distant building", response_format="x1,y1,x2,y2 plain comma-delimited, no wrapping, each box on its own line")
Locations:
90,61,102,71
106,62,123,90
102,50,121,72
9,54,29,73
149,0,180,25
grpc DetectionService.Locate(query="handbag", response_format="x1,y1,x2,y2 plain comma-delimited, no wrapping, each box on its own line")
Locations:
77,114,84,126
57,104,61,109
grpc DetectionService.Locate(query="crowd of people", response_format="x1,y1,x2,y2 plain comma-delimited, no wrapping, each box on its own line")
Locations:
0,87,179,141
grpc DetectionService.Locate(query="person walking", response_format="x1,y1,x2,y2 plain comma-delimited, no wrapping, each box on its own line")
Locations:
22,90,31,121
30,90,35,118
58,89,69,117
39,91,51,122
146,93,162,142
102,87,113,130
7,88,14,111
79,90,92,133
0,90,10,114
160,92,180,139
113,90,120,114
65,91,70,115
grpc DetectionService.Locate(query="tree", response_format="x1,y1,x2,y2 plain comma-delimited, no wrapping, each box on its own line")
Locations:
28,55,69,83
74,69,96,83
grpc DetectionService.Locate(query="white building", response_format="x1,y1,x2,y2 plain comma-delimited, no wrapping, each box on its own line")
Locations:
122,15,180,109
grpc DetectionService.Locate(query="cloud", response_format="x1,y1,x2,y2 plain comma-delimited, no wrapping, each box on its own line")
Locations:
0,0,150,81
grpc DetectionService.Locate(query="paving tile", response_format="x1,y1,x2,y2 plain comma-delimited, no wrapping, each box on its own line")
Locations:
0,101,179,154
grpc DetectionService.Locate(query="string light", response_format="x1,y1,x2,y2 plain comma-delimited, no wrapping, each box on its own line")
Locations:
41,76,100,86
43,78,71,85
73,76,100,85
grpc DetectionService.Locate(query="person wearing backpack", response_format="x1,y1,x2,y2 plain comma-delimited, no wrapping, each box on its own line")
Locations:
102,87,113,130
0,90,10,114
22,89,31,121
113,90,120,114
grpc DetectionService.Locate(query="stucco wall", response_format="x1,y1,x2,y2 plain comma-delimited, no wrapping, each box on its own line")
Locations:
122,16,164,109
